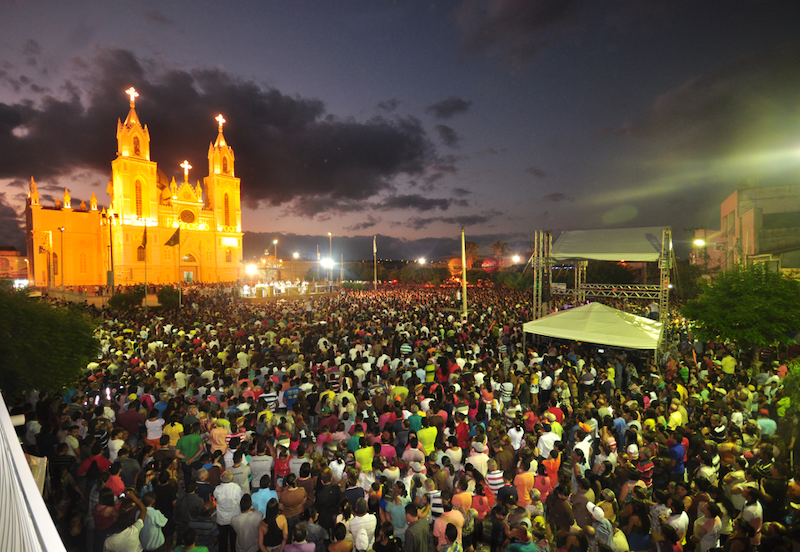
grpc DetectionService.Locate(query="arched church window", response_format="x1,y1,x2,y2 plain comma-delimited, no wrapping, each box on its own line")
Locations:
52,253,58,276
224,194,230,226
135,180,143,218
133,136,141,156
225,248,232,263
222,157,229,174
137,246,145,262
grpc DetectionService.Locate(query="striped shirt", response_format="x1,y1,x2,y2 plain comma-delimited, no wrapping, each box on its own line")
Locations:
485,470,505,496
259,392,278,410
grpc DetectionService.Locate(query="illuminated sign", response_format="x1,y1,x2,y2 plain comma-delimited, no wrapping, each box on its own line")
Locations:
123,218,158,227
217,225,240,233
221,237,238,246
171,220,210,231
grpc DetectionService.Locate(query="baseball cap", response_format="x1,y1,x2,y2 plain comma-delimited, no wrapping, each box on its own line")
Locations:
627,444,639,459
587,502,605,521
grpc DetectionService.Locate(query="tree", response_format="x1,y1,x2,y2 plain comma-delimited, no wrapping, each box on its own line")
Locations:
464,241,480,268
0,290,98,403
585,261,637,284
157,285,181,310
681,262,800,348
490,240,509,266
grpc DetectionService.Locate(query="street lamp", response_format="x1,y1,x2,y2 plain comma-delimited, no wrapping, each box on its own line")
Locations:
418,257,426,265
58,226,65,289
101,212,119,295
512,255,521,264
327,232,332,281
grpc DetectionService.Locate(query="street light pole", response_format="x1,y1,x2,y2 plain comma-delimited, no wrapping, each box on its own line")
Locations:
273,239,279,280
328,232,332,282
102,213,118,296
58,226,65,290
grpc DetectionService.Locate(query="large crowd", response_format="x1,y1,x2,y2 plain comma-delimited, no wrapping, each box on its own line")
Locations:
13,284,800,552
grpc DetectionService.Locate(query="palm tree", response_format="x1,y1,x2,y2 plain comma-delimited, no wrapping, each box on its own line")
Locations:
490,240,509,266
465,241,480,268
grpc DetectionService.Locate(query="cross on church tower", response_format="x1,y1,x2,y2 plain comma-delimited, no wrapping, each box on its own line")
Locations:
216,114,226,131
125,87,139,106
180,160,192,182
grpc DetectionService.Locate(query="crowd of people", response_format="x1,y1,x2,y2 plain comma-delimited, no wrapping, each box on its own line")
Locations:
13,283,800,552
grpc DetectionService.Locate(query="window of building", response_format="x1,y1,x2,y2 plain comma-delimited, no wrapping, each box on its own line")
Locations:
137,246,145,262
164,248,172,261
180,210,195,223
225,248,232,263
79,253,87,274
52,253,58,276
223,157,229,174
224,193,230,226
133,136,141,156
206,250,212,261
135,180,143,218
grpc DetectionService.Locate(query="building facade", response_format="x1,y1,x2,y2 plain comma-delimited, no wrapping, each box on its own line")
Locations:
25,90,244,288
691,183,800,273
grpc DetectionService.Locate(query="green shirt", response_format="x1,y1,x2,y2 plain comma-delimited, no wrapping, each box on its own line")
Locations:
176,433,203,462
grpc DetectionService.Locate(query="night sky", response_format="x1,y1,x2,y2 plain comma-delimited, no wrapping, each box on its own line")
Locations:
1,1,799,262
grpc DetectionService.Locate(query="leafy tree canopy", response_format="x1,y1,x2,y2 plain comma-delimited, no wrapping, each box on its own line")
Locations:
680,262,800,347
0,290,98,403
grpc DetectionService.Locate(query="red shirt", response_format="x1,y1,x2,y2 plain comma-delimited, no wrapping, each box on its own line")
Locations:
78,454,111,476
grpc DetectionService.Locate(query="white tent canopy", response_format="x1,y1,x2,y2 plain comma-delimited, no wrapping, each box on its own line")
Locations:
522,302,663,350
551,227,669,262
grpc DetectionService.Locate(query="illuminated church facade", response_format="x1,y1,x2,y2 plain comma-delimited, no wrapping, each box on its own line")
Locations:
25,88,244,288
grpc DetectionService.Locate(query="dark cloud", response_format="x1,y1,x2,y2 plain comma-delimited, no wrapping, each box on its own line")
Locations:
142,10,176,27
614,43,800,161
376,98,400,112
458,0,593,67
6,179,26,189
379,194,453,212
405,209,502,230
0,48,440,214
0,192,24,250
345,215,381,231
543,192,573,202
452,187,472,197
525,166,547,178
434,124,460,148
425,96,472,119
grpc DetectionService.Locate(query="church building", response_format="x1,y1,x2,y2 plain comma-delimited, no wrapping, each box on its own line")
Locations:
25,88,244,288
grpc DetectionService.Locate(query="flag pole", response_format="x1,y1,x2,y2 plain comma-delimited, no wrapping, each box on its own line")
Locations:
461,225,468,319
143,224,148,312
178,234,182,310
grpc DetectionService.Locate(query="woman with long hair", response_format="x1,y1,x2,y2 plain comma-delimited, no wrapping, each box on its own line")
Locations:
92,487,119,552
102,490,147,552
258,497,289,552
381,480,410,541
624,498,652,552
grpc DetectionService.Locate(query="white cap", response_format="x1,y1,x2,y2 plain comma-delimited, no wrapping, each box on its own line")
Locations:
587,501,605,521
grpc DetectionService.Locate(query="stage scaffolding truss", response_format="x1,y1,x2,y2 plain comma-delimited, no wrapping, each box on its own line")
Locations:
528,226,674,328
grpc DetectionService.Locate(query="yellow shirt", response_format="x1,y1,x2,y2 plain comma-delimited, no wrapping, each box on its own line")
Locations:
163,423,184,447
417,426,438,455
354,446,375,472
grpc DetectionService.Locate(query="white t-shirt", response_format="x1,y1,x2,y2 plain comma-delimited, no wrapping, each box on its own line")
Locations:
144,418,165,440
103,518,144,552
